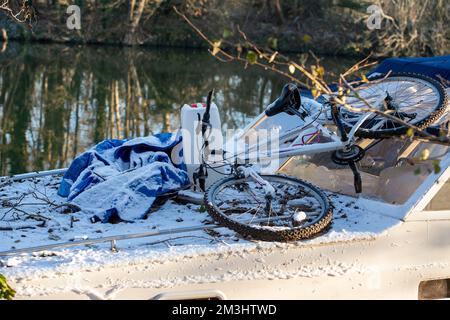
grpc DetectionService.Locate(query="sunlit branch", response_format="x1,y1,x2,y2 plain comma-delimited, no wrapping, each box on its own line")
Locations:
174,6,449,147
0,0,36,26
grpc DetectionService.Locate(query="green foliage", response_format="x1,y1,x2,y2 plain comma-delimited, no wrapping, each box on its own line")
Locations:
246,51,258,64
302,34,312,43
222,27,233,39
432,160,441,174
0,274,16,300
413,160,441,176
267,37,278,50
419,149,430,161
406,128,414,137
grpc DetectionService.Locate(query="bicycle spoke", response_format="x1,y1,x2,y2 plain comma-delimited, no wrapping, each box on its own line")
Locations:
340,75,443,133
212,177,324,229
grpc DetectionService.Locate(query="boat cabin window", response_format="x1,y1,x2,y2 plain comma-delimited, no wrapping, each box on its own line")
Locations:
280,138,449,205
424,176,450,211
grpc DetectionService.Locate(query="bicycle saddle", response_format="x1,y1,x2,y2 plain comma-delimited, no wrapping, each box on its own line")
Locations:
265,83,301,117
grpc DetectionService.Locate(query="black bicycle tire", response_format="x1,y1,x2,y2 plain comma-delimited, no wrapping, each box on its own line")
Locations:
341,72,448,139
205,174,333,241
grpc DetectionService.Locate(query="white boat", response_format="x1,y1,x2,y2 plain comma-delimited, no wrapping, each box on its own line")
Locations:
0,88,448,300
1,53,450,300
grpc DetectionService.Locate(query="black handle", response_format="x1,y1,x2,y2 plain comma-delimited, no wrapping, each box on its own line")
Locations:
348,161,362,194
202,89,214,137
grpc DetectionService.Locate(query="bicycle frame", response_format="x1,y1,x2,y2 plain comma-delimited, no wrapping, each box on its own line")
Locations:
194,95,373,194
226,107,374,164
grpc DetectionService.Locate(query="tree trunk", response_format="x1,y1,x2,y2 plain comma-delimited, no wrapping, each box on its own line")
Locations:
130,62,143,137
124,0,148,46
1,28,7,42
129,0,136,20
1,28,7,52
267,0,284,25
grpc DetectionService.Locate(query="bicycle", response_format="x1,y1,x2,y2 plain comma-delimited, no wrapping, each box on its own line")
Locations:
190,72,448,241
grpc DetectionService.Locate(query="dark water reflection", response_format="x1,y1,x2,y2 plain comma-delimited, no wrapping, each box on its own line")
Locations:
0,43,356,175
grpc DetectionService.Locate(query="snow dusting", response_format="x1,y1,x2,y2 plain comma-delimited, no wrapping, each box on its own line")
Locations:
0,174,405,295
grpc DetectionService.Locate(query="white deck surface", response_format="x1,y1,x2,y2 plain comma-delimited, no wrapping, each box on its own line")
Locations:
0,175,404,283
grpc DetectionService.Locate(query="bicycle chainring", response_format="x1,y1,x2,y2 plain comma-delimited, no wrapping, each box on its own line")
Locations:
331,145,365,165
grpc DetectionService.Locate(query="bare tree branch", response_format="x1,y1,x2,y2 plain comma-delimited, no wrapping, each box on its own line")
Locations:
173,6,309,88
174,6,450,147
0,0,36,27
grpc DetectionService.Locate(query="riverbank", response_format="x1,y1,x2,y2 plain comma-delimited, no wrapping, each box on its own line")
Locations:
0,6,363,56
0,1,448,57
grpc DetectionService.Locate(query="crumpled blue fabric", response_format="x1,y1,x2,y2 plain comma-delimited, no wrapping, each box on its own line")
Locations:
58,133,190,223
369,55,450,86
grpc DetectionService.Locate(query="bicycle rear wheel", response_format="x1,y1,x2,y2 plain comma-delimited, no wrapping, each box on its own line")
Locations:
339,72,448,139
205,174,332,241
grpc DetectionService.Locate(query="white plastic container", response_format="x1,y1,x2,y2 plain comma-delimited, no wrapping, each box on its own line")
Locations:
180,102,226,188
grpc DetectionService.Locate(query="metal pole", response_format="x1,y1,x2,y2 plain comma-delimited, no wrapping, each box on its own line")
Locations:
0,168,68,182
110,240,118,253
0,216,291,257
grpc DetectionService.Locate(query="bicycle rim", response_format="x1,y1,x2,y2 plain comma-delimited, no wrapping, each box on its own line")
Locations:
205,174,332,241
339,73,447,138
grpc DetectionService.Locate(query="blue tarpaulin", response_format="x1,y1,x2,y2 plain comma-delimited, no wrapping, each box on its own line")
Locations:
300,55,450,98
58,133,190,223
369,55,450,86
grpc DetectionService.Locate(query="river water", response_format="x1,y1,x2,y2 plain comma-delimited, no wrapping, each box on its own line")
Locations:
0,43,357,175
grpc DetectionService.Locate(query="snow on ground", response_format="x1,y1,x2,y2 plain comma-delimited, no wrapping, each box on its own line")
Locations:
0,174,403,280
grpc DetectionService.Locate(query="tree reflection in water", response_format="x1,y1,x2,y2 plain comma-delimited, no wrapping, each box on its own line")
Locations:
0,43,355,175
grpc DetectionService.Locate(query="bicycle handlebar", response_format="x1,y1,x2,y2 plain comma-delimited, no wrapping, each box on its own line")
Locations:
202,89,214,137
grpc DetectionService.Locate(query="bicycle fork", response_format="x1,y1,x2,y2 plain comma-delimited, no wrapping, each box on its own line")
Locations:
237,166,276,214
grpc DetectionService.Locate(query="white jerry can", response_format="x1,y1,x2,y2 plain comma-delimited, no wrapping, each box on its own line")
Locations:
180,102,227,189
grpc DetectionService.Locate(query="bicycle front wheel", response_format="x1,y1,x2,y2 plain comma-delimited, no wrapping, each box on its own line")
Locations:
205,174,332,241
340,72,448,139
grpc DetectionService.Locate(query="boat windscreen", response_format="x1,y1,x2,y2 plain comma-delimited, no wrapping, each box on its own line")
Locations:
280,137,449,205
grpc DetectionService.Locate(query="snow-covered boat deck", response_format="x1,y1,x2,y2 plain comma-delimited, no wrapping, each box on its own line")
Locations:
0,174,404,281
